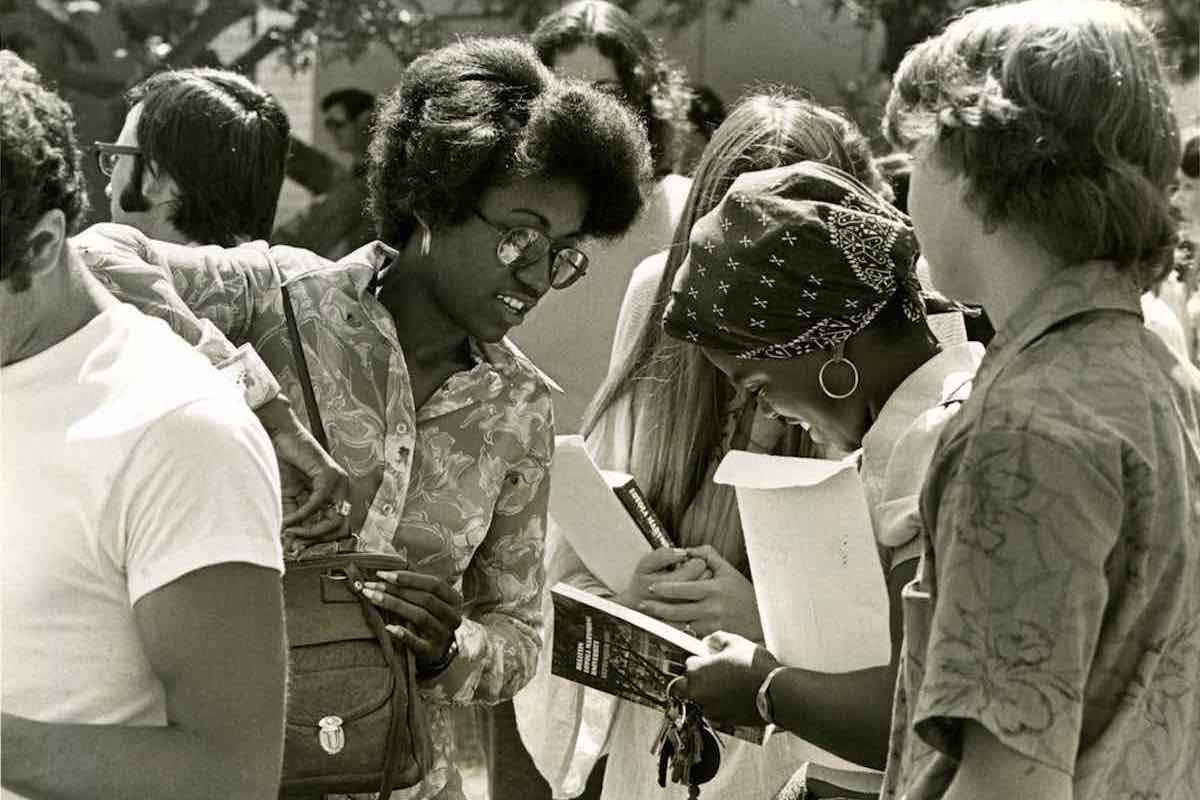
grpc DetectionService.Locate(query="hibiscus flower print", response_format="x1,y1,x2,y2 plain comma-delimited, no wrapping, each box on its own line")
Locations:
922,604,1079,743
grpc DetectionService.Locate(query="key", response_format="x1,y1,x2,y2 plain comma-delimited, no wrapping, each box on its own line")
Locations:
671,727,691,786
651,707,674,755
679,705,702,787
657,731,673,788
683,702,722,797
691,723,721,785
673,703,691,782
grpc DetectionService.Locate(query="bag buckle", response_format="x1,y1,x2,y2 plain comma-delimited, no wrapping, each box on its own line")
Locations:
318,715,345,755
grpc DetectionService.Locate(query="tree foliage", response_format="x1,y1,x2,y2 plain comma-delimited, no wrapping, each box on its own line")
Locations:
13,0,1191,95
0,0,748,88
817,0,1198,79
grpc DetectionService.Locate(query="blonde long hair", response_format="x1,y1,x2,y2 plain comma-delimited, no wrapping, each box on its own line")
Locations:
581,89,887,550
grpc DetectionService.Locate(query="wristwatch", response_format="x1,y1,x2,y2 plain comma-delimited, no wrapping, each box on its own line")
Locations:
755,666,789,726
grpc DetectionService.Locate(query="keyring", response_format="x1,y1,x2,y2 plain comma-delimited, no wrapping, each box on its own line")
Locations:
335,500,352,517
665,674,687,700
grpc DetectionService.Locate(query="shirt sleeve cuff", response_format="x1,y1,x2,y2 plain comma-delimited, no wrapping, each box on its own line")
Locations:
216,344,282,410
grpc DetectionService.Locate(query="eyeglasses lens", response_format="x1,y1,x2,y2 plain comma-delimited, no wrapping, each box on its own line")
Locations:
550,250,587,288
495,226,587,289
97,151,117,177
497,228,548,267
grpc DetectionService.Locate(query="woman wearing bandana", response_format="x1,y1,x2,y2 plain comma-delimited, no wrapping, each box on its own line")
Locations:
668,161,983,789
515,93,899,800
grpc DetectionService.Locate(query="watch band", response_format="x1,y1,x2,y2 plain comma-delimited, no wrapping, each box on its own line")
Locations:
756,665,789,726
216,343,282,410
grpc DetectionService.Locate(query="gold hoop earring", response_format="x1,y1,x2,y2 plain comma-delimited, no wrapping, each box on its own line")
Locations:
818,347,859,400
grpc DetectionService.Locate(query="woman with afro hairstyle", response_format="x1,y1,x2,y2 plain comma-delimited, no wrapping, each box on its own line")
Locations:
76,36,653,800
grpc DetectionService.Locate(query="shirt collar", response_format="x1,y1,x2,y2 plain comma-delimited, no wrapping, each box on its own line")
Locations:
978,260,1142,387
343,240,397,297
328,241,563,413
861,341,985,463
417,337,553,422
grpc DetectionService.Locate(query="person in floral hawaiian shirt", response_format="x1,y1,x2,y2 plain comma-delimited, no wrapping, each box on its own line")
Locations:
878,2,1200,799
75,37,652,800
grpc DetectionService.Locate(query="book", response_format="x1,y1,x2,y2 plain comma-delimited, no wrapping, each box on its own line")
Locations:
547,436,655,592
549,582,763,745
602,471,674,549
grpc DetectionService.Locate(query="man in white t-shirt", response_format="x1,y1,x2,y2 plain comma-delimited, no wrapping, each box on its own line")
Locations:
0,52,288,798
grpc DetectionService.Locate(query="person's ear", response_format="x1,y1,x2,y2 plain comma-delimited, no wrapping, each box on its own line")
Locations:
22,209,68,282
141,161,179,209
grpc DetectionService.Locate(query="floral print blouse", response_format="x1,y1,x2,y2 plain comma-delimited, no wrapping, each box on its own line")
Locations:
883,260,1200,799
76,224,555,800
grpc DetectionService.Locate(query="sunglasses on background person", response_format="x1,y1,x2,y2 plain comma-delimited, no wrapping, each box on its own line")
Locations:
473,209,589,290
93,141,141,177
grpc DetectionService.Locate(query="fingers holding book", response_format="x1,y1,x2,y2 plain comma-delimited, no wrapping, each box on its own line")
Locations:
682,632,779,728
616,548,706,611
640,546,765,641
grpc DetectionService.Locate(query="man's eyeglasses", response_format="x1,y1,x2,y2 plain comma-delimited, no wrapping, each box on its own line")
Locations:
473,209,588,290
93,142,141,177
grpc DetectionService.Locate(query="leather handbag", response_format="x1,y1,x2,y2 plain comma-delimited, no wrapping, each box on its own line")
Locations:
279,554,433,798
277,282,432,798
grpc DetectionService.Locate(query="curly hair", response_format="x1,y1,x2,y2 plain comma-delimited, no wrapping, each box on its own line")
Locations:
532,0,689,178
0,50,88,293
367,36,652,248
126,68,290,246
884,0,1181,287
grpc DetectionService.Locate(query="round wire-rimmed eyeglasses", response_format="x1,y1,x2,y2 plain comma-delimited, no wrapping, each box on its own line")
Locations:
93,141,142,177
472,209,589,290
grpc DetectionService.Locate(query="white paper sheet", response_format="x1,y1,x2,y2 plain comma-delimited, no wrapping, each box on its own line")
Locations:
714,450,892,770
548,436,652,593
713,450,890,672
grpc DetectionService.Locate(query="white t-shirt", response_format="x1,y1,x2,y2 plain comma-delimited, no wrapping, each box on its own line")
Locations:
1,303,283,736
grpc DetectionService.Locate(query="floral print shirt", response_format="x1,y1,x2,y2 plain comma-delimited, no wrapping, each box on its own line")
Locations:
76,224,555,800
883,260,1200,799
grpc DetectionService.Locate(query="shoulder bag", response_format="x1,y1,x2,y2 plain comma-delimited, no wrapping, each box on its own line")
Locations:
277,280,432,798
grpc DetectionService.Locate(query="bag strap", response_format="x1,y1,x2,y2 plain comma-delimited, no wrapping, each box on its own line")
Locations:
280,282,329,451
344,562,408,800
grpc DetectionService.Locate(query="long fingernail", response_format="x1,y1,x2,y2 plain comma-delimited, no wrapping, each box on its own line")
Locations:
363,588,382,601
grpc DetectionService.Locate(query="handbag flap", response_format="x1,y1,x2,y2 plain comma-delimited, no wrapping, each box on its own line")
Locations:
283,555,409,648
286,663,398,726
